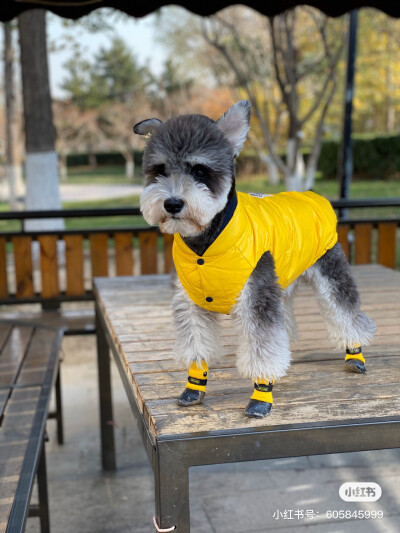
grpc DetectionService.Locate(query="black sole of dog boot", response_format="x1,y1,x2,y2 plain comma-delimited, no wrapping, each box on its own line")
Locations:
178,388,205,406
345,358,366,374
245,399,272,418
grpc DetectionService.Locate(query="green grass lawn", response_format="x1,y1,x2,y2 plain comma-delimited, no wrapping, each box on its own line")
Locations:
64,165,143,185
236,174,400,218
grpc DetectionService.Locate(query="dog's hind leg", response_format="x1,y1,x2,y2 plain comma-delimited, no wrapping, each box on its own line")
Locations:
305,243,376,374
234,252,291,418
283,279,300,341
172,279,221,406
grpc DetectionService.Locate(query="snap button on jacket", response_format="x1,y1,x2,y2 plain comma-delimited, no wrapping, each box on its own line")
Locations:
173,191,338,315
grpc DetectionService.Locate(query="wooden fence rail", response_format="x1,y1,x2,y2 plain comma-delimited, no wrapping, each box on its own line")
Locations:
0,200,398,306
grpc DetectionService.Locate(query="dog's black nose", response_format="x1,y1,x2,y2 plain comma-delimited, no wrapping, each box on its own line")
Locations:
164,197,184,214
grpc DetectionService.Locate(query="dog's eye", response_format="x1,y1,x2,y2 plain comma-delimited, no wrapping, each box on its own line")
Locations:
191,165,208,180
154,164,166,177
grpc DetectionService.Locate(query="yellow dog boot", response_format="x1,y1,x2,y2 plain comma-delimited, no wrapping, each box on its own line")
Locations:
344,344,366,374
178,360,208,406
245,379,274,418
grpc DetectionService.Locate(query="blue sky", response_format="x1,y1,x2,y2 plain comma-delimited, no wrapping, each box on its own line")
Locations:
47,10,168,98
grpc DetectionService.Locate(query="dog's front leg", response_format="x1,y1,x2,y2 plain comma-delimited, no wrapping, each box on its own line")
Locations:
172,279,221,406
234,252,291,418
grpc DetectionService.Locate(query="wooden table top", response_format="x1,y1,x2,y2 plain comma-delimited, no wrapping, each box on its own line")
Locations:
94,265,400,440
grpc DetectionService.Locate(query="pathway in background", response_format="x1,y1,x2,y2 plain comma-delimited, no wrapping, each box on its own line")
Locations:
59,183,143,202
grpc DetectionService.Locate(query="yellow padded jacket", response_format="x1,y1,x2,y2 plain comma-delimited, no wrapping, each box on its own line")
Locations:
173,191,338,314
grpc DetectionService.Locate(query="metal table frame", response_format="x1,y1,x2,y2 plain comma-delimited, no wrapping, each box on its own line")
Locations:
95,302,400,532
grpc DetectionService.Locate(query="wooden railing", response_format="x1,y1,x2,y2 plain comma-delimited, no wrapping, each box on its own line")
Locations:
0,199,398,305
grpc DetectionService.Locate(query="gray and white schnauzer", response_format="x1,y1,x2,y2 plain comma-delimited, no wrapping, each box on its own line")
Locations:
134,101,375,418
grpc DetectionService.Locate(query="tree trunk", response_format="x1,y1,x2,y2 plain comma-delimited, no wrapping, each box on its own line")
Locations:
18,9,63,231
88,151,97,169
59,153,68,181
285,138,304,191
124,151,134,180
261,154,280,185
304,163,317,191
4,22,21,210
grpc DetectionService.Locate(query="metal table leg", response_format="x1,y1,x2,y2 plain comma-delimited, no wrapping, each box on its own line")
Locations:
154,442,190,532
37,441,50,533
96,305,116,471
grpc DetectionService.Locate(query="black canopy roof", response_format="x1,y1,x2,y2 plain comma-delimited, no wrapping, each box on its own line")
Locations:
2,0,400,22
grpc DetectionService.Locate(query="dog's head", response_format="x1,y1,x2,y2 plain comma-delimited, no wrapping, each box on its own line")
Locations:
134,101,251,236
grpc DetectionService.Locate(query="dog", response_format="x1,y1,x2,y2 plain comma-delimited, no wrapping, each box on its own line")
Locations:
134,101,376,418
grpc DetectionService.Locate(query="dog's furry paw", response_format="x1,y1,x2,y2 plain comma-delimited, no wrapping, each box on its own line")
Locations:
177,388,205,406
344,358,366,374
245,399,272,418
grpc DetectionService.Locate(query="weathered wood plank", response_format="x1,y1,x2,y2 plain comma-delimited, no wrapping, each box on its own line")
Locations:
136,356,400,404
64,234,85,296
0,326,33,387
146,394,400,438
16,327,58,386
378,223,397,269
38,235,59,298
0,386,41,533
114,232,133,276
0,388,10,420
138,232,158,274
337,224,350,260
12,236,34,298
90,233,109,278
0,237,8,299
354,223,373,264
0,325,12,352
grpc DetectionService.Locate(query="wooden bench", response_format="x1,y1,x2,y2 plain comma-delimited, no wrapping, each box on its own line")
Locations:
93,265,400,532
0,321,64,533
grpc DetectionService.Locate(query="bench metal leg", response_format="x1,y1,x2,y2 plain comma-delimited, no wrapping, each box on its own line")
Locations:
48,368,64,445
154,443,190,532
96,307,116,471
37,440,50,533
54,369,64,445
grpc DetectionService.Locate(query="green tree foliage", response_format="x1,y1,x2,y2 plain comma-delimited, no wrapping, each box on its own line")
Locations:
61,37,151,109
148,59,194,116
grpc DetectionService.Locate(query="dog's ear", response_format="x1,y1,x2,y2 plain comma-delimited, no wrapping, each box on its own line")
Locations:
133,118,163,137
216,100,251,157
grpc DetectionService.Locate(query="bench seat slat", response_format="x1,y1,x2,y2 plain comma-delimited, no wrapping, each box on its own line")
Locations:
0,237,8,300
355,223,373,264
90,233,109,278
0,324,12,351
114,232,133,276
65,234,85,296
139,232,158,274
0,326,33,387
0,386,41,533
12,237,35,299
0,388,10,420
17,328,59,387
337,224,350,260
39,235,60,298
378,222,397,269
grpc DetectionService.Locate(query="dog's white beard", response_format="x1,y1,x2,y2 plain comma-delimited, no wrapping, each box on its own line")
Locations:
140,175,229,236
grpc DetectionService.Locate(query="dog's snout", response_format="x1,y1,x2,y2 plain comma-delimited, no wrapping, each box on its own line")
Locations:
164,197,184,214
